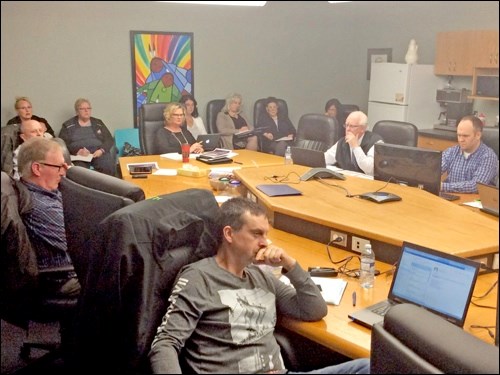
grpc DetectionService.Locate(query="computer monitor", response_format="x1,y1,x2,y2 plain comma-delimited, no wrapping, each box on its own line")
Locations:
374,143,442,196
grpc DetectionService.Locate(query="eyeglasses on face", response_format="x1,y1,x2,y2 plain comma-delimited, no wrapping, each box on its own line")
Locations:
17,106,32,110
78,107,92,111
37,162,68,172
172,113,185,117
343,124,363,129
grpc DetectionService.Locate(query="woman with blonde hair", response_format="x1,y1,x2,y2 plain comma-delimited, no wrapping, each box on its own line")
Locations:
154,102,204,155
216,93,258,150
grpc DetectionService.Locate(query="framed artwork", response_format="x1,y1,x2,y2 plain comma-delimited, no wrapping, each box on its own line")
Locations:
130,30,194,126
367,48,392,80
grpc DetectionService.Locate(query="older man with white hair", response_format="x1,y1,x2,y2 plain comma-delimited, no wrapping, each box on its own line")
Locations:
324,111,383,176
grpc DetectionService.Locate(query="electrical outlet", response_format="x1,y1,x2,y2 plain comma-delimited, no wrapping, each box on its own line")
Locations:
493,253,499,270
351,236,370,253
330,230,347,247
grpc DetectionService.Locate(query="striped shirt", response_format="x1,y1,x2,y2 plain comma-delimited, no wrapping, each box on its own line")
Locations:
441,142,498,193
21,180,73,270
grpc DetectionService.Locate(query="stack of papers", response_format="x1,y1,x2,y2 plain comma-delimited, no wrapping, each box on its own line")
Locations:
278,275,347,305
311,277,348,305
71,154,93,162
198,148,234,160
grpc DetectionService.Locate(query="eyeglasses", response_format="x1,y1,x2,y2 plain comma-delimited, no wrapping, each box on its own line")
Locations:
17,106,32,110
172,113,185,117
343,124,363,129
38,162,68,172
78,107,92,111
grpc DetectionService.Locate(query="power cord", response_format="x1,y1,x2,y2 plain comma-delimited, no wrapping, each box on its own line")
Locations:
263,171,301,184
316,178,353,197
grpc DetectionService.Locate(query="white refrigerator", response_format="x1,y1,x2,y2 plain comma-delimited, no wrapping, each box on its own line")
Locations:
367,63,445,130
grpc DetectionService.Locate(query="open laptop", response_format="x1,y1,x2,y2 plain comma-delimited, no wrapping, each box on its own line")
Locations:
197,134,221,151
477,182,499,217
290,147,326,168
348,241,480,328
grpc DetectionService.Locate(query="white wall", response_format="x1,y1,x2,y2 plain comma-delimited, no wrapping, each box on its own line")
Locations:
1,1,498,134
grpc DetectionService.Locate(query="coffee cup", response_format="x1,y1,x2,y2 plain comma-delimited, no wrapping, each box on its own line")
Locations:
181,143,190,163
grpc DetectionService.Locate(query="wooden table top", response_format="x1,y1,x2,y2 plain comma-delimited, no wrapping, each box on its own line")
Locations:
268,228,498,359
119,150,285,198
235,164,498,259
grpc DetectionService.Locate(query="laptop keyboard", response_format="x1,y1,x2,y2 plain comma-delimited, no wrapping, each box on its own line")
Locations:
372,303,392,316
439,192,460,201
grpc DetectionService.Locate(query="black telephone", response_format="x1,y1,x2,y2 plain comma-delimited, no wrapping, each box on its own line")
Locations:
300,168,346,181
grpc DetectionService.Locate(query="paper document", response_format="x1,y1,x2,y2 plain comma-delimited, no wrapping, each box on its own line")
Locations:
71,154,93,162
160,153,197,161
311,277,347,305
153,169,177,176
461,200,483,209
274,135,294,142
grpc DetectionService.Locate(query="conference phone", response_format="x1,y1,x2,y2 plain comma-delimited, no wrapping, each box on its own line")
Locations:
300,168,346,181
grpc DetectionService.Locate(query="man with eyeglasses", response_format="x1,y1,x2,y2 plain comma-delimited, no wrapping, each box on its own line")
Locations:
324,111,383,175
16,137,80,297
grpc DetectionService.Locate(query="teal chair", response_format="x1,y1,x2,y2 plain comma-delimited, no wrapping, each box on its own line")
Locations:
114,128,141,156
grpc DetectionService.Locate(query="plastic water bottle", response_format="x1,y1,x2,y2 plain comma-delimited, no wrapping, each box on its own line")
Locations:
228,180,241,196
284,146,293,165
359,243,375,289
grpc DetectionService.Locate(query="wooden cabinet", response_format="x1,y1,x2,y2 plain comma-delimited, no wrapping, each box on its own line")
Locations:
418,135,457,151
473,30,499,69
435,30,499,76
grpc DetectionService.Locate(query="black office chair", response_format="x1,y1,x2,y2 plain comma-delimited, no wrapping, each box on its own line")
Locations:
294,113,341,152
1,171,78,366
342,104,360,117
372,120,418,147
482,127,499,157
60,167,144,289
371,303,499,374
205,99,225,134
253,97,289,126
138,103,166,155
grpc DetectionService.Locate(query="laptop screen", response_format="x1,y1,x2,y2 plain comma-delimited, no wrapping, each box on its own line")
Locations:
290,147,326,168
389,242,480,327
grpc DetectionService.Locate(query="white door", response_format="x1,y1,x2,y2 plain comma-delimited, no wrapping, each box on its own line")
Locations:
369,63,410,105
367,102,408,129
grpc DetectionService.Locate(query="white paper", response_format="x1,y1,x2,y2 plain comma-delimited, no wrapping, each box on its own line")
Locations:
153,169,178,176
311,277,348,305
461,200,483,209
327,166,374,180
277,275,347,305
160,153,198,161
215,195,232,203
274,135,294,142
71,154,93,162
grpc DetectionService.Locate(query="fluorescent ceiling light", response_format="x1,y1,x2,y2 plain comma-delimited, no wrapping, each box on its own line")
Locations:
158,1,266,6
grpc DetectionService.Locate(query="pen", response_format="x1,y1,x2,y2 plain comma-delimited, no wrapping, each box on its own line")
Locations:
352,291,356,307
233,161,243,165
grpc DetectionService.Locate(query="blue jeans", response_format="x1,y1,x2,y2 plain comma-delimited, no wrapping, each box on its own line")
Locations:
288,358,370,374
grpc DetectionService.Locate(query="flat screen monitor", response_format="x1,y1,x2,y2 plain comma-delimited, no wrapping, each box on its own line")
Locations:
374,143,442,196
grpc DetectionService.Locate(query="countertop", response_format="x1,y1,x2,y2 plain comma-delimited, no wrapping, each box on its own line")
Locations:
419,126,499,140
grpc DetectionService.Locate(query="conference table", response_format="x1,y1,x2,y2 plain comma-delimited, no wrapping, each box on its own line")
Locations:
268,227,498,359
118,151,498,358
234,164,499,265
118,150,285,197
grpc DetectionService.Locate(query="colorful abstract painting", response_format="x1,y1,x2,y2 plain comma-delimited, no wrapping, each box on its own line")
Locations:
130,31,194,126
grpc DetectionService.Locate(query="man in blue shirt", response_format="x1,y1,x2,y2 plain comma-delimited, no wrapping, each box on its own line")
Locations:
18,137,80,296
441,115,498,193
